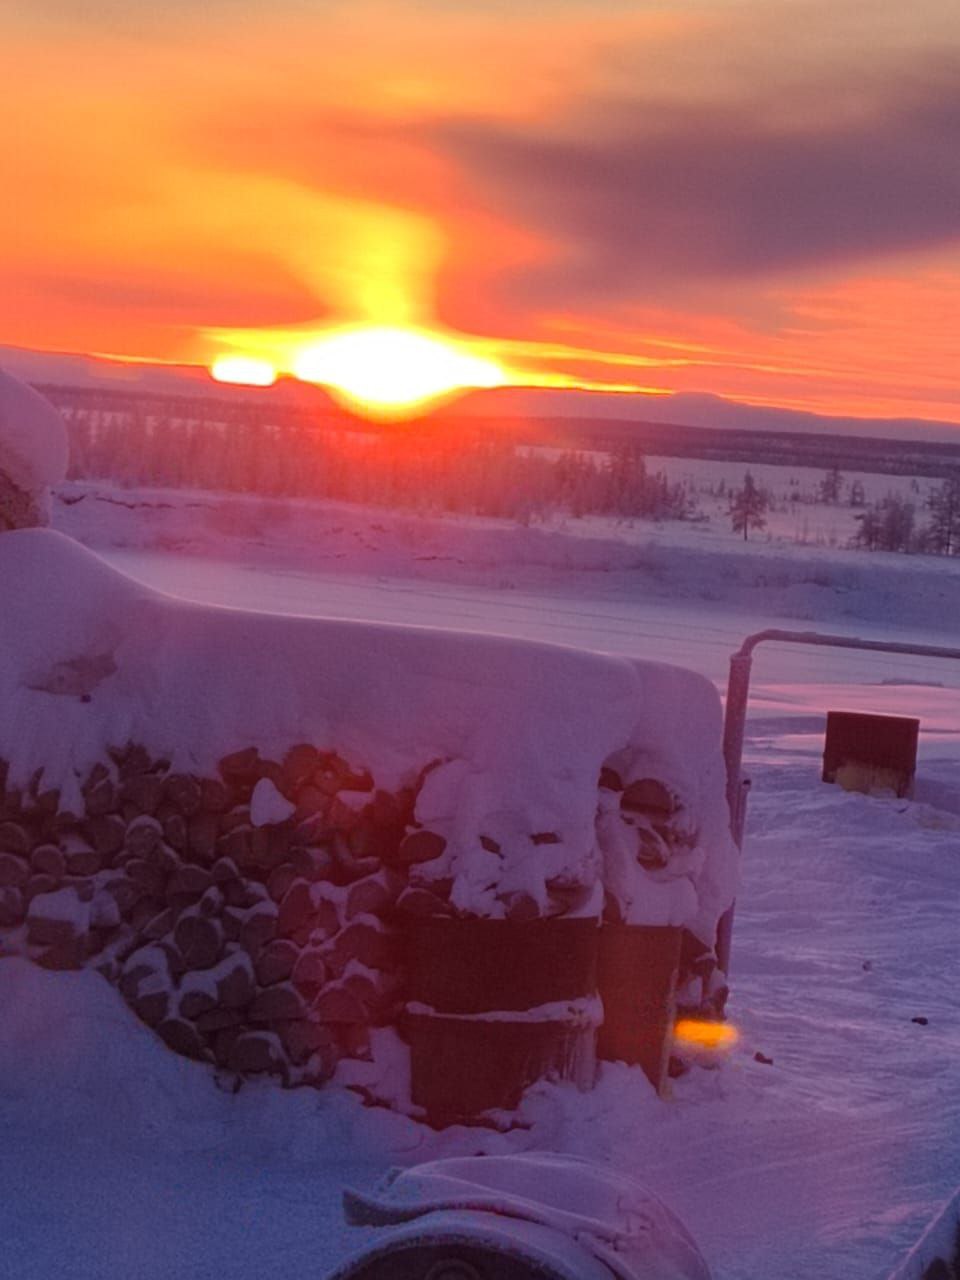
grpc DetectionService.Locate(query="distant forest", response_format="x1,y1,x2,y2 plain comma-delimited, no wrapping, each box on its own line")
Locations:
42,385,960,553
59,394,691,524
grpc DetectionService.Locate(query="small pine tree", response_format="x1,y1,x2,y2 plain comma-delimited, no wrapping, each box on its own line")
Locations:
818,467,843,504
879,494,915,552
729,471,768,541
852,504,882,551
852,494,916,553
926,472,960,555
604,442,648,517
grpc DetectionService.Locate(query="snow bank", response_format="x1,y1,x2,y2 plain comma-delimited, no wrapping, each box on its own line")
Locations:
0,957,218,1145
0,369,68,526
0,528,736,928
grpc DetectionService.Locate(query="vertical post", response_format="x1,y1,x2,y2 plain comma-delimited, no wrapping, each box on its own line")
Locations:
722,649,754,847
714,778,749,978
717,648,754,975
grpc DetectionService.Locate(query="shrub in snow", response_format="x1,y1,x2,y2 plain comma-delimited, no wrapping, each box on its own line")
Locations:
0,370,68,530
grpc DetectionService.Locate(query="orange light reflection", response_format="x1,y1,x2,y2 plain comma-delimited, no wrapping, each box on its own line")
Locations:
674,1018,739,1051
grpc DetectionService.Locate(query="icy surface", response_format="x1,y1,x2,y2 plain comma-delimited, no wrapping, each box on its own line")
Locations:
0,369,68,520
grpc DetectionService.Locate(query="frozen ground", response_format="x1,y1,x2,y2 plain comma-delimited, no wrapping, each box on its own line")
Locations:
3,486,958,1279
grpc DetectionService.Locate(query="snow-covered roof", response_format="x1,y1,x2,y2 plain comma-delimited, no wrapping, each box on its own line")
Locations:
0,369,68,523
0,529,736,926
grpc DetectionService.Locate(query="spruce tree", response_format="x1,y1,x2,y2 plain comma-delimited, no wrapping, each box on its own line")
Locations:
729,471,768,541
818,467,843,504
926,473,960,555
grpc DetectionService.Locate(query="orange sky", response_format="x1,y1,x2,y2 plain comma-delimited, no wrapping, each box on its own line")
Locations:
3,0,960,425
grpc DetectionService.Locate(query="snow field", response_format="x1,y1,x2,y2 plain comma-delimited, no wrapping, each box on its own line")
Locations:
55,481,960,644
647,454,943,549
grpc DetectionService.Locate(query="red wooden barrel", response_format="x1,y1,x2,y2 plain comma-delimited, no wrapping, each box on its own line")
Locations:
403,1008,598,1124
402,917,600,1125
596,924,681,1096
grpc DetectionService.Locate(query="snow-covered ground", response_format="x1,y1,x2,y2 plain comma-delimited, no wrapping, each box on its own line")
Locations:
3,483,958,1279
523,445,941,548
648,455,939,549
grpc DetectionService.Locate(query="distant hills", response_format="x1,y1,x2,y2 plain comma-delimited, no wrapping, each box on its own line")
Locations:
455,386,960,447
4,342,960,478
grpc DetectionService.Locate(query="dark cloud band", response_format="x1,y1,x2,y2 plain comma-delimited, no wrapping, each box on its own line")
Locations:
437,74,960,303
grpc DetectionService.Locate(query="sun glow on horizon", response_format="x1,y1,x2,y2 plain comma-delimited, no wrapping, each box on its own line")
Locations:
204,320,678,412
291,326,505,417
210,355,277,387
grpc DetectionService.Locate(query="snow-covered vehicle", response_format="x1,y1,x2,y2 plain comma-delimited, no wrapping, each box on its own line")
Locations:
329,1154,712,1279
328,1155,960,1280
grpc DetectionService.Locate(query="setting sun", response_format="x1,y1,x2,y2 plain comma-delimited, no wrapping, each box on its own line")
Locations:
210,355,277,388
291,326,505,417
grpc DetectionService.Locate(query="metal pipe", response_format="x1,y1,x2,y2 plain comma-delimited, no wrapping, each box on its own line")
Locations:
717,628,960,975
731,628,960,665
722,651,754,847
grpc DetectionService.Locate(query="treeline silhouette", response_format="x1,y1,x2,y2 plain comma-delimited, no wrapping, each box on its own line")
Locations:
64,408,691,524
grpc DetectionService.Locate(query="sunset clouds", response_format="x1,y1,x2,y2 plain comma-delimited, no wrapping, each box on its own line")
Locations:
441,78,960,293
3,0,960,423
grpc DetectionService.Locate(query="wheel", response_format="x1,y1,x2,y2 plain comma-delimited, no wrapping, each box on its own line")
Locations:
423,1260,482,1280
335,1241,566,1280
